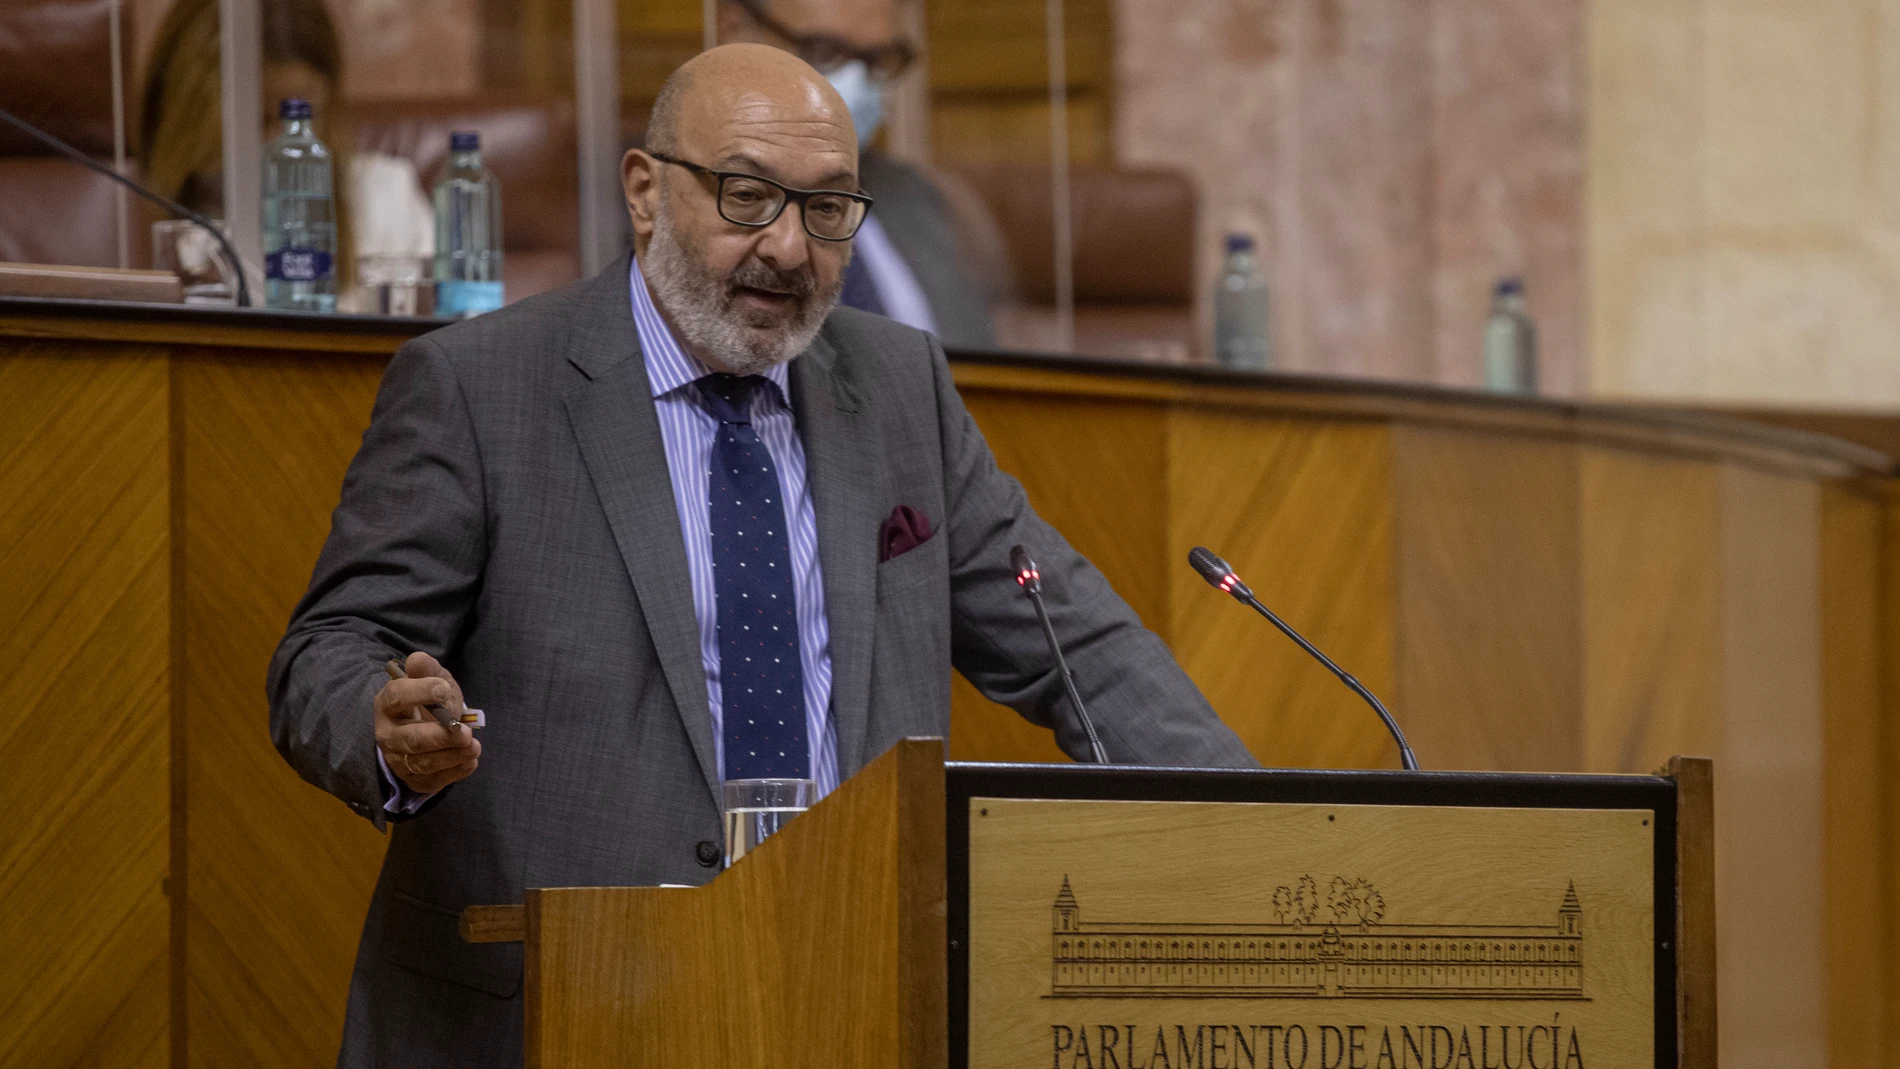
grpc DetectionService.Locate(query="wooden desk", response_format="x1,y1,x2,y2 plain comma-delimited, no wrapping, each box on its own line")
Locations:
3,299,1891,1067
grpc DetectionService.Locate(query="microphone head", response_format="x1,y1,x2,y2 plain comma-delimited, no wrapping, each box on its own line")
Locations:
1188,546,1251,599
1009,544,1042,594
1188,546,1232,584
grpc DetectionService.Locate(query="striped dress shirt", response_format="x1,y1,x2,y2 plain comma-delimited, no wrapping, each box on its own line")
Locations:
628,256,839,797
380,259,841,813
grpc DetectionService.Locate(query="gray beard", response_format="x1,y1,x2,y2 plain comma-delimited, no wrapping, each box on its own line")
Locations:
643,198,842,376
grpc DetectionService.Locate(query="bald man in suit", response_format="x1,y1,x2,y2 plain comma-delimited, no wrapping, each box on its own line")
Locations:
269,44,1253,1068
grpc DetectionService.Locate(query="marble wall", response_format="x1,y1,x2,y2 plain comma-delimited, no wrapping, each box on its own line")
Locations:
1115,0,1584,393
1590,0,1900,405
1115,0,1899,406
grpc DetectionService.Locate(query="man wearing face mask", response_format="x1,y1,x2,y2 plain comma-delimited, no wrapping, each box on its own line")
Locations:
716,0,999,349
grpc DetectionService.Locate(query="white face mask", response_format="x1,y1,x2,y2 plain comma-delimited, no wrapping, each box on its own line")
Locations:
825,60,885,147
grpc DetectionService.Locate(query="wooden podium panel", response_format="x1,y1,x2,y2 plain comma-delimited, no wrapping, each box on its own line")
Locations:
520,739,947,1069
487,744,1706,1069
946,766,1686,1069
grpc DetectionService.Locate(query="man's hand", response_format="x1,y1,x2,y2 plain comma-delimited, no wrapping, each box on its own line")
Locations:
375,651,482,795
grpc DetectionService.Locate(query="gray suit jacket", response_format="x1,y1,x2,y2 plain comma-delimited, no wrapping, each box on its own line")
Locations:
859,150,998,350
267,254,1253,1068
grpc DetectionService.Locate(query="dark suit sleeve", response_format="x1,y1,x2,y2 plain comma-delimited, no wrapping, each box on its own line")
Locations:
928,338,1258,768
267,335,489,826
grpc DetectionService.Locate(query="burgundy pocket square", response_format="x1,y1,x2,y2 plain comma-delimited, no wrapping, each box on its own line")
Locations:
879,504,934,563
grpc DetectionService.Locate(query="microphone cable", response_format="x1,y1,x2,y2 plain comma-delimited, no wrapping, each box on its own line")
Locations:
0,105,252,307
1189,546,1419,771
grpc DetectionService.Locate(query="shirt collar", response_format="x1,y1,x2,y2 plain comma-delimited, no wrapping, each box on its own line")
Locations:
628,255,791,405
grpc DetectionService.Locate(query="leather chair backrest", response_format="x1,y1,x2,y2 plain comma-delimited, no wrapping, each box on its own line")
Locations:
944,162,1197,307
0,0,135,268
0,158,126,266
0,0,126,157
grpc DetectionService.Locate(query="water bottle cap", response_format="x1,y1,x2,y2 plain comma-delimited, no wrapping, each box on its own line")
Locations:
279,98,313,121
1496,277,1524,296
449,131,480,152
1225,233,1256,253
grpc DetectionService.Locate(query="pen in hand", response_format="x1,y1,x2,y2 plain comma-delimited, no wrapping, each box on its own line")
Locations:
383,658,487,730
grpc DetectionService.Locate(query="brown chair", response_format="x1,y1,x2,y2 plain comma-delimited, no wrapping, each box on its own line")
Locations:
945,163,1199,362
0,158,134,268
0,0,134,269
350,96,582,301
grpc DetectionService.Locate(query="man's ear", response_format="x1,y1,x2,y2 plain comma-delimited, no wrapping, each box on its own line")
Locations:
622,149,660,246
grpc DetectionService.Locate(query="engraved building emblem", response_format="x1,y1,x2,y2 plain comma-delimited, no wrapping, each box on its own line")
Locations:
1049,876,1585,999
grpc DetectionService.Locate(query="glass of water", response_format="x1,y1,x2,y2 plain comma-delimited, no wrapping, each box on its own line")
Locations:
151,219,235,305
353,254,436,317
722,778,815,868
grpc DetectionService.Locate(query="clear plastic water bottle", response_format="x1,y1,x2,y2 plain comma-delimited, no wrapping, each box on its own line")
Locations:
262,98,337,312
1214,233,1271,370
1482,278,1538,393
433,131,505,317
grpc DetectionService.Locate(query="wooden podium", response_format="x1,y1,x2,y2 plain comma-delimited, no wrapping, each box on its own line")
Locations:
465,740,1714,1069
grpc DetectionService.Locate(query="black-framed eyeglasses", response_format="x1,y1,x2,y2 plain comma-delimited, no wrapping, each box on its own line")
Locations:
649,152,873,242
731,0,917,82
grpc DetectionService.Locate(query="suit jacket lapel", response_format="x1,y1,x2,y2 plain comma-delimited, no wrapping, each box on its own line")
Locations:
562,254,721,806
791,332,880,777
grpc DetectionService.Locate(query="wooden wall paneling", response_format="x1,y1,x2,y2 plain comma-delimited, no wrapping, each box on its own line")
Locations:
1163,409,1395,768
180,352,392,1069
617,0,699,102
512,0,575,95
926,0,1113,165
0,316,416,357
1389,425,1584,771
1714,465,1827,1069
925,0,1110,93
1817,480,1891,1068
1884,483,1900,1069
1668,755,1718,1069
1884,482,1900,1069
7,307,1893,1067
929,94,1110,166
1578,446,1723,773
948,389,1169,762
0,345,171,1069
1723,407,1900,465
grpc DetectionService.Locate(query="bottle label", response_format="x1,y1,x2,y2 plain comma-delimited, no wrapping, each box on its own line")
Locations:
266,248,334,282
437,280,505,317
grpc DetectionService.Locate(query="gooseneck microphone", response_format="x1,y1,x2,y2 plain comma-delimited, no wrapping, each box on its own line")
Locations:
1188,546,1420,771
1010,544,1111,764
0,105,253,307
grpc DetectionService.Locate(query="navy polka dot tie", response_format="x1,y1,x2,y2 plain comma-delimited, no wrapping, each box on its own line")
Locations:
698,374,809,781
